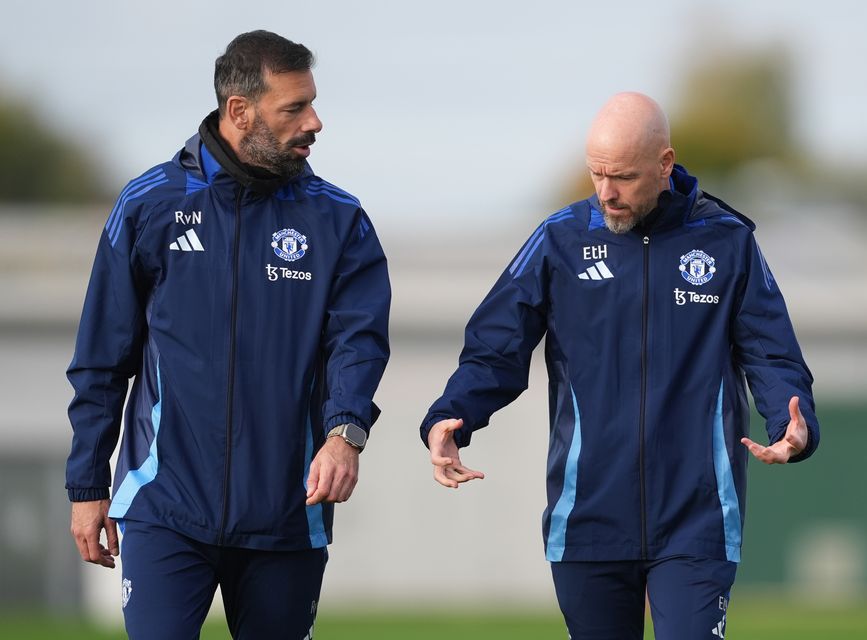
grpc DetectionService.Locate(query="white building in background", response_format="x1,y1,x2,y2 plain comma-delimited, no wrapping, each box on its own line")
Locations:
0,204,865,622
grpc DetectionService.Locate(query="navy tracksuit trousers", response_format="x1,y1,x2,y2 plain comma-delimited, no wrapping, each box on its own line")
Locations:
551,556,737,639
119,520,327,639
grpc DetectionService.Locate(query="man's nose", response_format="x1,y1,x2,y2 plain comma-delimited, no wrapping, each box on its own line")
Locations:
305,107,323,133
597,178,617,202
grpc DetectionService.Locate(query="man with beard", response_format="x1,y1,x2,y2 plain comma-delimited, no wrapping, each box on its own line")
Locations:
420,92,818,639
66,31,390,639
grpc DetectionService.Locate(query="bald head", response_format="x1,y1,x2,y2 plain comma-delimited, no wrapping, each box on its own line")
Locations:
585,92,676,234
586,92,671,161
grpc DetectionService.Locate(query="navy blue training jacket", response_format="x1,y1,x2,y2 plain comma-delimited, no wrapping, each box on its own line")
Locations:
67,115,390,551
421,165,818,564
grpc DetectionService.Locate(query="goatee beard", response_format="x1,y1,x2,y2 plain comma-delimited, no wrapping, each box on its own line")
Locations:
239,120,312,179
603,209,644,234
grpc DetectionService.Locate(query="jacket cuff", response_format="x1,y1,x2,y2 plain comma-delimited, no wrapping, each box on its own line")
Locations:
767,421,818,464
68,487,110,502
323,414,369,434
787,425,817,463
419,414,473,449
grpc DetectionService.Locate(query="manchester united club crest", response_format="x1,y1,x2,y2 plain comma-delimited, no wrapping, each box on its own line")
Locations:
679,249,716,286
121,578,133,609
271,228,308,262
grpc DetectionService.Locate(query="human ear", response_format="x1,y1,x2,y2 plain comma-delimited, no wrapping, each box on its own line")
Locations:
226,96,251,130
660,147,675,177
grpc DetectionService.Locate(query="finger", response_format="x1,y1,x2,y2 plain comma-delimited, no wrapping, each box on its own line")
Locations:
740,437,768,460
105,518,120,556
332,474,358,503
430,454,453,466
431,419,463,442
306,459,320,498
97,544,117,569
788,396,803,423
306,485,329,505
434,465,459,489
306,468,333,506
325,467,353,503
742,437,785,464
445,465,485,483
441,418,464,433
81,527,104,563
444,468,475,483
72,533,91,563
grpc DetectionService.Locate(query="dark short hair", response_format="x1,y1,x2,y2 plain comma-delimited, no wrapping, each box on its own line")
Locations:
214,30,314,114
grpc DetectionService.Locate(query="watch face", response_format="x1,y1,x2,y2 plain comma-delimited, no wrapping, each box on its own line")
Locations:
344,423,367,447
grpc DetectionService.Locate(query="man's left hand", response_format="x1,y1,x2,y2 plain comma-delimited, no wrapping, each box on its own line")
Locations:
741,396,808,464
305,436,360,505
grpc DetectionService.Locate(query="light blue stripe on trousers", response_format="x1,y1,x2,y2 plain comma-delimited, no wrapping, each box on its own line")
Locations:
109,359,162,518
546,385,582,562
712,380,742,562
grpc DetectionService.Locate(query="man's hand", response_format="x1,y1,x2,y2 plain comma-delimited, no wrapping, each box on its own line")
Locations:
306,436,360,505
741,396,809,464
70,499,118,569
428,418,485,488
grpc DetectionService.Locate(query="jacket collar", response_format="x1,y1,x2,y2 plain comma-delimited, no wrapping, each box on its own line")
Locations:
587,164,700,235
177,111,312,197
633,164,699,234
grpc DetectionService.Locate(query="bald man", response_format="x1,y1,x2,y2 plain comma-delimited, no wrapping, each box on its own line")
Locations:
420,93,818,639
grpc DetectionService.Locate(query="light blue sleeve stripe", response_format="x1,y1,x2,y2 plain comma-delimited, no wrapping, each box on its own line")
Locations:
314,178,361,204
303,387,329,548
511,210,572,278
107,176,169,246
755,243,775,290
106,171,166,241
513,233,546,278
509,225,547,275
306,179,361,206
109,358,162,519
305,185,361,207
105,168,165,234
509,209,571,275
713,380,742,563
546,385,582,562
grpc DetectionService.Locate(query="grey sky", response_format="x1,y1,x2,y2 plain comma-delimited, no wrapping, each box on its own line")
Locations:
1,0,863,230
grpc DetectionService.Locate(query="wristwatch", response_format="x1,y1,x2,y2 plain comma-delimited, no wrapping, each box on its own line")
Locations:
326,423,367,452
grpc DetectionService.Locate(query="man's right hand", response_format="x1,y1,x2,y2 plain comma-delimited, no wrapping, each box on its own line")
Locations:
428,418,485,489
70,499,119,569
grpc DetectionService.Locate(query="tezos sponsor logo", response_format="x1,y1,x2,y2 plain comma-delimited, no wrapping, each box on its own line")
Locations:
679,249,716,285
674,288,719,306
266,264,312,282
272,228,308,262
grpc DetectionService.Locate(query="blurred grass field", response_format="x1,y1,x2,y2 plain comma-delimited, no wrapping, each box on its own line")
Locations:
2,596,867,639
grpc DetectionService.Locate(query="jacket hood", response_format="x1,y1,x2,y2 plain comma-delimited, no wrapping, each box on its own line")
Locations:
670,164,756,231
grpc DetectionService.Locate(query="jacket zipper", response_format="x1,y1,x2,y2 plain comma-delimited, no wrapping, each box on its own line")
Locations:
639,234,650,559
219,186,244,544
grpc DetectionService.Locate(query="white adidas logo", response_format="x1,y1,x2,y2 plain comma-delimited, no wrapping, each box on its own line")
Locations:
577,260,614,280
711,612,726,637
170,229,205,252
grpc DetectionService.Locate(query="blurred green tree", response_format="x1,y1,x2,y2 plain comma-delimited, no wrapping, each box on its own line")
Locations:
670,48,796,176
559,47,810,206
0,96,107,204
